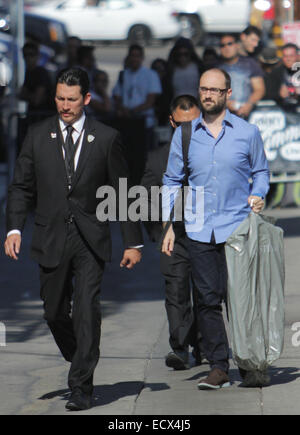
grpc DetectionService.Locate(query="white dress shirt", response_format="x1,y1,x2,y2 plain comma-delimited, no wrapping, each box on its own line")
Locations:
59,113,86,171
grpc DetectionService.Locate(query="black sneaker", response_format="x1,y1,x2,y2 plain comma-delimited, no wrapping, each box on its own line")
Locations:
165,351,189,370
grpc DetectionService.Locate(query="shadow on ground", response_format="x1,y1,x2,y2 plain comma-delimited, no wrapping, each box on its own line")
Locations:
38,381,170,409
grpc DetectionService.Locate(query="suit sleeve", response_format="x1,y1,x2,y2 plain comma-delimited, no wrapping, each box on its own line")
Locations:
6,127,37,233
107,131,144,248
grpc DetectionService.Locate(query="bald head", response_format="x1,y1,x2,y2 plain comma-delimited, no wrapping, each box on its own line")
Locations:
200,68,231,90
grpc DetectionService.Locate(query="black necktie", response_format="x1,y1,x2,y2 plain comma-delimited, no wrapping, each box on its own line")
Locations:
65,124,74,176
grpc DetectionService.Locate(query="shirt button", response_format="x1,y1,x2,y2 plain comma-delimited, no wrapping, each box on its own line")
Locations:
213,176,217,180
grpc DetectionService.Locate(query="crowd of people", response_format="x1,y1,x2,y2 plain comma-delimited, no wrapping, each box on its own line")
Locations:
14,26,300,186
2,24,290,411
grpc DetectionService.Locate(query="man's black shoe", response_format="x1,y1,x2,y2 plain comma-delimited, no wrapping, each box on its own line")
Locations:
165,351,189,370
65,388,92,411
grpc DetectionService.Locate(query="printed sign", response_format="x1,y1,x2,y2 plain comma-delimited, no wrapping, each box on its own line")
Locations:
249,104,300,172
282,22,300,48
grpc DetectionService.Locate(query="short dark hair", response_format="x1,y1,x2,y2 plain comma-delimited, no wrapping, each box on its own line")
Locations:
200,68,231,90
282,43,298,52
220,33,238,43
56,68,90,96
241,25,262,38
220,68,231,89
170,94,200,114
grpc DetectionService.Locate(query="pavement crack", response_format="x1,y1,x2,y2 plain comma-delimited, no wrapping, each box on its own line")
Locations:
259,388,264,415
132,317,167,414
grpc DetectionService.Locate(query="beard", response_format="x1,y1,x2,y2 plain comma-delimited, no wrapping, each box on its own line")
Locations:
200,96,227,115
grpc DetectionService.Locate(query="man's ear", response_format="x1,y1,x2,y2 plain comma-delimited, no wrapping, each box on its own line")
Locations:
226,88,233,99
84,92,92,106
169,115,175,129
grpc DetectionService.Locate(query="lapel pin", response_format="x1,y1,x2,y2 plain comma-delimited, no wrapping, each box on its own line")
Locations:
87,135,95,143
51,133,57,138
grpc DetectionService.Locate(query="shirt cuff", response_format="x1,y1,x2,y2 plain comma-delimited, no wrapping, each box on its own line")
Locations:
7,230,21,237
128,245,143,249
251,193,264,199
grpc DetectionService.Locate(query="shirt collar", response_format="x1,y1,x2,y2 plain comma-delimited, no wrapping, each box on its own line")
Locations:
195,109,234,132
59,112,86,134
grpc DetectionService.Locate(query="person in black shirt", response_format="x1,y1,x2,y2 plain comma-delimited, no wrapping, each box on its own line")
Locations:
19,42,54,116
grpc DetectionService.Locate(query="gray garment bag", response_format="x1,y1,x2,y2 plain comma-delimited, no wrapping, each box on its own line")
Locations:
225,212,285,372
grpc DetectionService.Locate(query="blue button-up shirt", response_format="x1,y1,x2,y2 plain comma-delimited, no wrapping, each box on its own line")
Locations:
162,110,270,244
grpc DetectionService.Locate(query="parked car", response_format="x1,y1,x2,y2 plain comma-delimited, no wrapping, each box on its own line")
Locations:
0,7,69,56
161,0,251,44
27,0,181,45
0,7,69,90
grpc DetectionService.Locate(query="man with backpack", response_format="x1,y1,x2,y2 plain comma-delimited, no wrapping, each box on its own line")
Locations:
141,95,201,370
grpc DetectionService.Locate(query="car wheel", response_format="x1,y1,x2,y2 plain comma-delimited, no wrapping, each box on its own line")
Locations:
128,25,152,46
178,15,204,46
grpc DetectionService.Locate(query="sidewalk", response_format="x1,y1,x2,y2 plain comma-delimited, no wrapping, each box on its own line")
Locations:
0,209,300,415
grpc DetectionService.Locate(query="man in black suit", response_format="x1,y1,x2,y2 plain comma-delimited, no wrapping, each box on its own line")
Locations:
141,95,202,370
4,68,143,411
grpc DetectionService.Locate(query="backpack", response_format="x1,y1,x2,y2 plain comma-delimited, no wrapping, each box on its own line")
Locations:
158,121,192,250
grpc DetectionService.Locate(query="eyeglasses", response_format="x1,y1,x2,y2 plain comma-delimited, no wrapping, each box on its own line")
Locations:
199,87,228,96
220,41,235,48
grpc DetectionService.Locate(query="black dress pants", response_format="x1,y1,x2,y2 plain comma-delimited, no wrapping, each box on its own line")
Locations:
160,235,199,353
40,222,105,395
187,235,229,373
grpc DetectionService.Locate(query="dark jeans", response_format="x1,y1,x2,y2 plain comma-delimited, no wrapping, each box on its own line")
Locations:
40,222,105,395
160,235,199,354
187,234,229,373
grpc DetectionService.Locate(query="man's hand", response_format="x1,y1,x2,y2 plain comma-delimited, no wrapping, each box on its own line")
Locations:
248,195,264,213
120,248,142,269
161,224,175,257
4,234,22,260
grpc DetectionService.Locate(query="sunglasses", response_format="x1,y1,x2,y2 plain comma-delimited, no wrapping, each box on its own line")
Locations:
220,41,235,48
171,117,182,127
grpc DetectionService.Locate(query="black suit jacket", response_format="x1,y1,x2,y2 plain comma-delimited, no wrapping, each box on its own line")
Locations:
6,115,143,268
